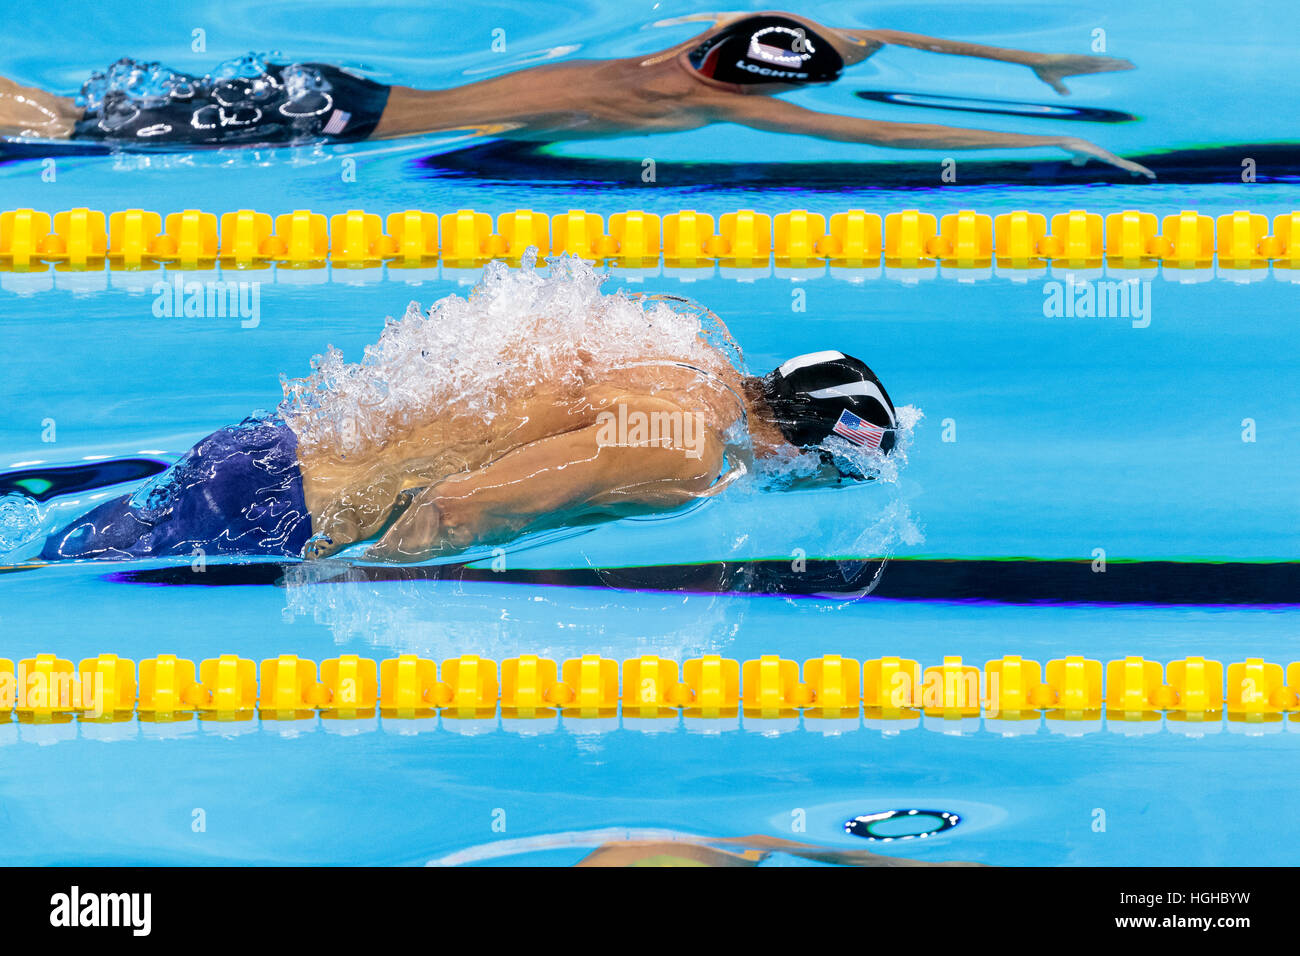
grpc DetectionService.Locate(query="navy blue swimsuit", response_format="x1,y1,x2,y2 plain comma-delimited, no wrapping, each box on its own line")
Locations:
74,61,390,147
41,417,312,560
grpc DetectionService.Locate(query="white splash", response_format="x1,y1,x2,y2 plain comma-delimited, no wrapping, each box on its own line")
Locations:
278,253,746,458
0,492,43,556
755,403,924,488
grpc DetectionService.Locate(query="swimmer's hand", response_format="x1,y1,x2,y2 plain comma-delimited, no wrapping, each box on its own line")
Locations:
365,488,443,563
302,534,337,560
301,512,364,560
1032,54,1135,95
1059,136,1155,179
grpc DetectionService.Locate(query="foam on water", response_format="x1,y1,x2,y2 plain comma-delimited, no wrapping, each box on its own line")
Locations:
278,253,751,460
78,52,340,126
0,492,43,554
755,403,923,490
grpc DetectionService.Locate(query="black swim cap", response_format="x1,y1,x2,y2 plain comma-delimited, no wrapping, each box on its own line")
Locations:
687,15,844,86
761,351,898,461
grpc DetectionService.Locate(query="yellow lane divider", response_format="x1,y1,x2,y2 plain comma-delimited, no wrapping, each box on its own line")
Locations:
2,652,1298,724
0,207,1297,270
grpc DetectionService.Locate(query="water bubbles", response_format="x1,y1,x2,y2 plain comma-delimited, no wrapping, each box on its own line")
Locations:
138,62,179,101
105,57,140,89
79,52,308,114
80,57,190,109
278,256,749,461
282,64,327,98
827,404,923,485
0,493,42,554
126,477,173,515
752,403,921,492
78,70,108,110
209,52,272,81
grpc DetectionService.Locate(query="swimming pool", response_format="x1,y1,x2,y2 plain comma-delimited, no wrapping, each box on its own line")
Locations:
1,0,1298,868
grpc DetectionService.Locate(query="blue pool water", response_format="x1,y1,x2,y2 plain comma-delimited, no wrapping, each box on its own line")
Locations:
1,0,1298,866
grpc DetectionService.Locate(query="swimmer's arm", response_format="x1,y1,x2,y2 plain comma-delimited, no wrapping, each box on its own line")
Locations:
367,400,724,562
843,29,1050,66
0,76,81,139
651,12,748,28
711,834,984,866
572,833,985,867
839,29,1135,95
714,97,1154,177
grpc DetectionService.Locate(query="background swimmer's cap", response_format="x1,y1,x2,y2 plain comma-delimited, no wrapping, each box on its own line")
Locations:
761,351,898,461
687,15,844,86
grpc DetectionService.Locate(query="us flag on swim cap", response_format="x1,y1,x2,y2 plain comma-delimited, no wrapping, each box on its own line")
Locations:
322,109,351,134
831,409,885,449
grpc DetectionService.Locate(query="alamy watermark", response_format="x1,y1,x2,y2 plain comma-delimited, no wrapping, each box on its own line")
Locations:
152,273,261,328
1043,273,1151,328
0,668,107,718
49,886,151,936
595,403,707,459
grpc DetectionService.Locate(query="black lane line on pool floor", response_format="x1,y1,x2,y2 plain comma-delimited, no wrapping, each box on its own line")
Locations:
412,141,1300,189
6,136,1297,185
99,558,1300,605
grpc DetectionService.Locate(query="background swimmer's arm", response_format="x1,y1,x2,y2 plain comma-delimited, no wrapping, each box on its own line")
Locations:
650,12,748,28
840,29,1135,95
572,833,985,867
715,97,1154,177
367,396,724,562
0,76,81,139
583,834,984,867
709,834,986,867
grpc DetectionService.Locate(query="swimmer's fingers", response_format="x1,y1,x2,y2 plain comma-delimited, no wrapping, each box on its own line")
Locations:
1061,137,1155,180
1032,54,1136,95
302,531,349,560
302,536,333,560
1037,71,1072,96
1114,156,1156,179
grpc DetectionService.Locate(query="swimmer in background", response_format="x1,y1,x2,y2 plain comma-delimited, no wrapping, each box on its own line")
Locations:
1,11,1151,177
40,303,901,564
429,830,985,867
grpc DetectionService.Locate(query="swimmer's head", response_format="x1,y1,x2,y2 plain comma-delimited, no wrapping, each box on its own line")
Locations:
687,15,844,87
760,351,897,478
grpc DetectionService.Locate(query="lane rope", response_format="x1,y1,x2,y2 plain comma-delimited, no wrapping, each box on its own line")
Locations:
4,651,1298,724
1,207,1295,270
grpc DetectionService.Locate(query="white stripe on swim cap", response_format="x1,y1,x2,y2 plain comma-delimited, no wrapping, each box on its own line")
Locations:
778,350,845,376
807,381,896,425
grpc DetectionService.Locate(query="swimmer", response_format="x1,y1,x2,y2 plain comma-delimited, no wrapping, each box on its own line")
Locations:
430,829,985,867
0,11,1151,176
578,833,984,867
40,339,899,564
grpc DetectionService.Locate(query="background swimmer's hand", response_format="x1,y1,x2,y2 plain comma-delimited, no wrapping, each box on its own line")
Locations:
1032,54,1135,95
1060,136,1155,179
365,488,443,563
